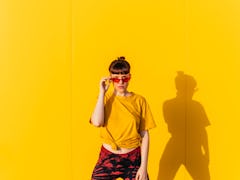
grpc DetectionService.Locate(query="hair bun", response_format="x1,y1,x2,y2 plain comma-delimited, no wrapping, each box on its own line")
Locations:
118,56,125,61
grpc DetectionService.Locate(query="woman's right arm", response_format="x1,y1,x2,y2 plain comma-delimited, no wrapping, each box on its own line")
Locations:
90,77,110,127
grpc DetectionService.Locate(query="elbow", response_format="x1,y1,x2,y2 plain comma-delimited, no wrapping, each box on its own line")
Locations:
92,122,103,127
140,130,149,138
90,118,104,127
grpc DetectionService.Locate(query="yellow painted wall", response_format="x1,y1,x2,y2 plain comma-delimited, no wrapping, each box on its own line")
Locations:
0,0,72,180
1,0,240,180
73,0,240,180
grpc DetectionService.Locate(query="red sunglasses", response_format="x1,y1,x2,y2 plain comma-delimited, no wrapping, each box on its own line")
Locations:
110,77,131,83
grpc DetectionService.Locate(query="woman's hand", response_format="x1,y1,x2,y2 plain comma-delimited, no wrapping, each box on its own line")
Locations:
99,77,111,94
136,166,148,180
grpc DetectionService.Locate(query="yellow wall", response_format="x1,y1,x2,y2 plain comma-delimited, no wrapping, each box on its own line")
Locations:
0,0,72,180
73,0,240,180
1,0,240,180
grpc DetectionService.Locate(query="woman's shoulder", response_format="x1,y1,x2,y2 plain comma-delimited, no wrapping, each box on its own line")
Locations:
131,92,147,102
105,91,113,98
104,91,115,103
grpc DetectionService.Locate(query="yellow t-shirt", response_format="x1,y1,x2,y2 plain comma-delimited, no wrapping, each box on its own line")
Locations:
100,92,156,150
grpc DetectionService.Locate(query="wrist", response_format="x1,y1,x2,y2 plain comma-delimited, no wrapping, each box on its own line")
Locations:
99,90,105,95
140,163,147,170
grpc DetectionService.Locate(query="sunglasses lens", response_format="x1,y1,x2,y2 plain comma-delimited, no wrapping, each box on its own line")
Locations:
111,77,130,83
111,78,120,83
123,77,130,82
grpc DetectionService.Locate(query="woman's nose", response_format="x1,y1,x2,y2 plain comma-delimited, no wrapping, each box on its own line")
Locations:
119,79,124,84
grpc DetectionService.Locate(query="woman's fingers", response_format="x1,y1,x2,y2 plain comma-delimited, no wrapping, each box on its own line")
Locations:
100,77,111,92
136,172,140,180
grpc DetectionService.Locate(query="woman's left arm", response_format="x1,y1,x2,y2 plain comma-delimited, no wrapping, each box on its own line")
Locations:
136,130,149,180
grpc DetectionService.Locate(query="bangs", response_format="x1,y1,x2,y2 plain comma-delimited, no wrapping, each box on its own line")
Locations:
110,68,129,74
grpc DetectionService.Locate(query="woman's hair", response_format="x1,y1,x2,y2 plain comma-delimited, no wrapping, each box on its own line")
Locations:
108,56,131,74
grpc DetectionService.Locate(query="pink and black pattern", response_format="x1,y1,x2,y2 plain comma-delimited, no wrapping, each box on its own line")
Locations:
91,146,148,180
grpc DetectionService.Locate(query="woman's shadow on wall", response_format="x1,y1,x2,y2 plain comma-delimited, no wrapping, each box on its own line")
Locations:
157,71,211,180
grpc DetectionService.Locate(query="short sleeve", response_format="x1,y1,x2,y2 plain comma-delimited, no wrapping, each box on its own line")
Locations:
104,92,112,105
139,98,156,132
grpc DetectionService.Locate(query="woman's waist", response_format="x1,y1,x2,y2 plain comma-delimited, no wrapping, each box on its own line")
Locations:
102,143,140,154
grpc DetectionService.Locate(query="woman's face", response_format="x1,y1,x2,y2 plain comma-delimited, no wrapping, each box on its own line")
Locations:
110,73,131,94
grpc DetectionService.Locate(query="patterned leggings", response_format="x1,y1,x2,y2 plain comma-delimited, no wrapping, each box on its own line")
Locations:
91,146,148,180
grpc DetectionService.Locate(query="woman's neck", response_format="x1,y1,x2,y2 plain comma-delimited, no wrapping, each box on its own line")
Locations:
114,90,130,97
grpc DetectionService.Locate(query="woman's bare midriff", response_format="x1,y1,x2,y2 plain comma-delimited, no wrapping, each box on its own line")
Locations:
102,143,138,154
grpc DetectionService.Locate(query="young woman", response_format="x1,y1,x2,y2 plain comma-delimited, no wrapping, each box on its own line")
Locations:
90,56,156,180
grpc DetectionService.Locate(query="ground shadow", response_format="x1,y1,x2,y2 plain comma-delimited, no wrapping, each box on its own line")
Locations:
157,71,211,180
